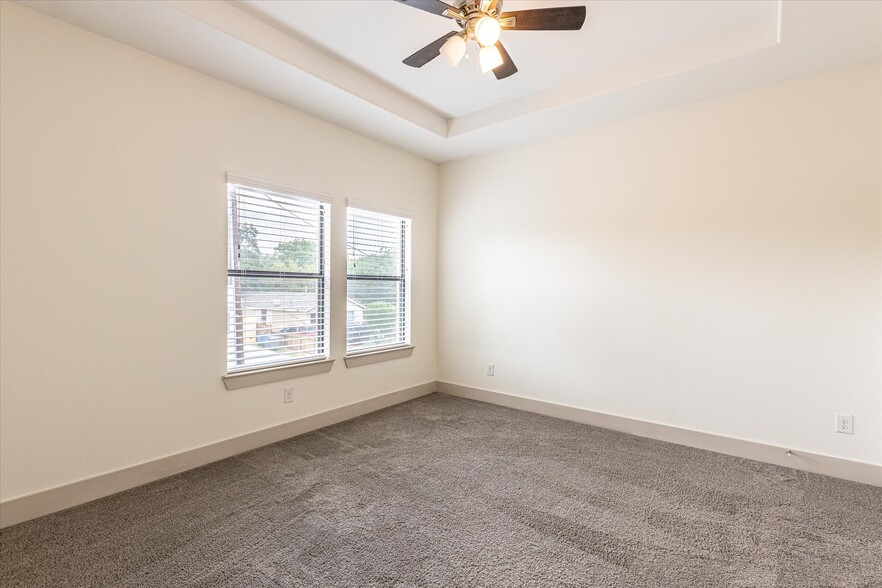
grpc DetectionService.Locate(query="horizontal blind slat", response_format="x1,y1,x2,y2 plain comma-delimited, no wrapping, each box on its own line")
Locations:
227,181,329,373
346,206,410,355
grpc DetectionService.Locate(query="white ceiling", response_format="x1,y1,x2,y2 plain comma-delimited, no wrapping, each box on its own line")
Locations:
236,0,776,118
16,0,882,163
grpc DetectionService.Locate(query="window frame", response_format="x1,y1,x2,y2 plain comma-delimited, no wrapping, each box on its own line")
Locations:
345,204,412,358
224,173,332,382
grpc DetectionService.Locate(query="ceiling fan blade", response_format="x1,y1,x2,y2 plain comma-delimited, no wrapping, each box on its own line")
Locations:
403,31,459,68
493,41,518,80
499,6,587,30
393,0,461,18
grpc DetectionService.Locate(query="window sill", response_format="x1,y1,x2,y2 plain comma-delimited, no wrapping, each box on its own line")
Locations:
344,345,415,368
222,359,334,390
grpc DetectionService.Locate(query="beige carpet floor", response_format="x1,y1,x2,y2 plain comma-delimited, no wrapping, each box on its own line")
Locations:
1,393,881,587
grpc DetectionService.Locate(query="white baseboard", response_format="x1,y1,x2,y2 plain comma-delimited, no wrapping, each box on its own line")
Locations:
4,380,878,528
0,382,437,529
438,382,882,488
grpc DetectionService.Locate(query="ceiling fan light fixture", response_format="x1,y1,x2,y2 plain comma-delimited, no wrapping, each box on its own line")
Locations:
474,16,501,47
440,34,467,67
396,0,587,79
478,44,503,73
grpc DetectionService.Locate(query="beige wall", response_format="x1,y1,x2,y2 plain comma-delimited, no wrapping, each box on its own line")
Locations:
439,62,882,465
0,3,437,501
2,1,880,506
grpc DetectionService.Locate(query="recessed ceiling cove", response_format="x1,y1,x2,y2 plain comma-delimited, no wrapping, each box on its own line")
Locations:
16,0,882,162
238,0,776,118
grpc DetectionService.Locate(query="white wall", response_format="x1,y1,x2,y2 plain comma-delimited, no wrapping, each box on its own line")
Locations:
2,1,880,507
439,62,882,465
0,2,437,501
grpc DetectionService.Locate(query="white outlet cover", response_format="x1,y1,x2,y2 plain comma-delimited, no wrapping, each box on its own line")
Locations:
835,413,853,435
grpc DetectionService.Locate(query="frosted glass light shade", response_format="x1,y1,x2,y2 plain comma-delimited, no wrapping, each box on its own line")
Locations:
440,35,467,67
479,44,503,73
474,17,501,47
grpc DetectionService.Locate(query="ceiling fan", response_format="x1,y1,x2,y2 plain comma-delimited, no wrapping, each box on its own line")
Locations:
394,0,586,80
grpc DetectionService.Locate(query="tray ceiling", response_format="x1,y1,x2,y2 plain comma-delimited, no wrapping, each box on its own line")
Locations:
16,0,882,163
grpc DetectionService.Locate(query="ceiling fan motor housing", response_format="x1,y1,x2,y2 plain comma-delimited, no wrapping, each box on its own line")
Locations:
454,1,519,43
459,1,503,18
456,0,504,35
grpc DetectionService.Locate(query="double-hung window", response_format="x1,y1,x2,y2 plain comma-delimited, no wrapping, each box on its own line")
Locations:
226,175,329,373
346,206,411,354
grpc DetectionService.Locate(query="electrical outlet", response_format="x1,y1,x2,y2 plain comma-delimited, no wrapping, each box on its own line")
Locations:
283,387,294,404
487,364,495,376
835,414,853,435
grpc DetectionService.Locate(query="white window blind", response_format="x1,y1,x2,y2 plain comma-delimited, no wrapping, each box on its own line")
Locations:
227,180,329,373
346,207,411,354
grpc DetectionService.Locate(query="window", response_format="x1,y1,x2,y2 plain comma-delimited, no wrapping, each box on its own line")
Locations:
227,176,329,373
346,206,411,354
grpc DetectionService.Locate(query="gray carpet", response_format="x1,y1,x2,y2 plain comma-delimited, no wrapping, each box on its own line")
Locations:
1,393,881,588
